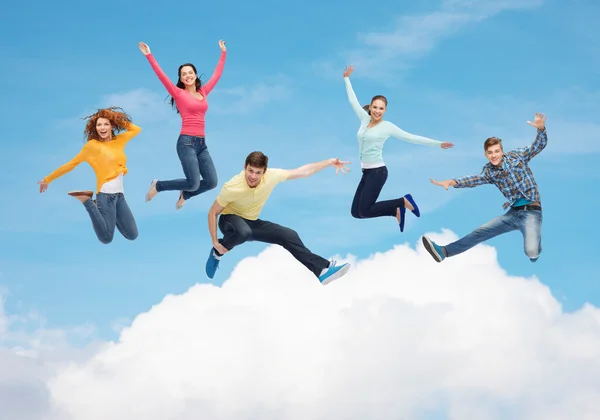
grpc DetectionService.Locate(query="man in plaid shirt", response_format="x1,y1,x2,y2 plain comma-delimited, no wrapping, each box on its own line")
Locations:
422,113,547,263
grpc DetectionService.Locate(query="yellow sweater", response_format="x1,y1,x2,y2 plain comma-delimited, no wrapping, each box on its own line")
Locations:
44,123,142,193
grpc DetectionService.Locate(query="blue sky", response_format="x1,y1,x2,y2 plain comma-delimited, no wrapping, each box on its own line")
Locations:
1,0,599,340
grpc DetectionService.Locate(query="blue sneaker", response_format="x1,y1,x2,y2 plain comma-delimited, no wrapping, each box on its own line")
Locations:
205,248,221,279
422,236,446,262
319,260,351,285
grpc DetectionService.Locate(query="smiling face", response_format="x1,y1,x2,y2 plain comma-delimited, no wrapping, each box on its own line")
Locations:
96,117,113,141
485,144,504,166
244,165,266,188
369,99,387,122
179,65,197,87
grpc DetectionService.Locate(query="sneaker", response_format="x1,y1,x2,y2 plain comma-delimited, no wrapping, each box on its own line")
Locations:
319,260,350,285
205,248,221,279
422,236,446,262
145,179,158,203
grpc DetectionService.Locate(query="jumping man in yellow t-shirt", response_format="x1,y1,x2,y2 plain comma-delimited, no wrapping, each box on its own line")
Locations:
206,151,352,285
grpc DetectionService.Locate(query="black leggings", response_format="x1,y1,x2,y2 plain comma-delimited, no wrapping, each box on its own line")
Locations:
351,166,405,219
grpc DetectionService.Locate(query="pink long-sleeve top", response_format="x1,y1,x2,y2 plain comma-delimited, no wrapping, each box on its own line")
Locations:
145,51,226,137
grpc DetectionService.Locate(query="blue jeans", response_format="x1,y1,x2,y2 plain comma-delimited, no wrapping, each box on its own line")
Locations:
155,135,218,200
350,166,404,219
83,193,138,244
445,208,543,259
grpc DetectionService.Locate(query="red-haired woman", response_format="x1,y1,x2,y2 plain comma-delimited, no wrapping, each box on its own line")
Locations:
37,107,142,244
139,39,226,210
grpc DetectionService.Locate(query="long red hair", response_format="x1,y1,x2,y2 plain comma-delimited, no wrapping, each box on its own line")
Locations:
82,107,133,141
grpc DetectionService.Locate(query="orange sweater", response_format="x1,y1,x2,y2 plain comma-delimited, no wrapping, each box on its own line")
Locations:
44,123,142,193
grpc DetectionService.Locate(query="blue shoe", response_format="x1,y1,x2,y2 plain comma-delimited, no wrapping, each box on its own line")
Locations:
205,248,221,279
404,194,420,217
422,236,446,262
319,260,351,285
399,206,406,232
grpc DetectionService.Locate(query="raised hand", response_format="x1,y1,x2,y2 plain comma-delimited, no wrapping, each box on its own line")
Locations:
343,65,354,78
527,112,546,130
331,158,351,175
37,180,48,193
430,178,455,190
441,142,454,149
219,40,226,52
138,41,151,55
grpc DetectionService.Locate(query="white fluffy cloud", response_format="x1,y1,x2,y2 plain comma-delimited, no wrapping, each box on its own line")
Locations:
39,230,600,420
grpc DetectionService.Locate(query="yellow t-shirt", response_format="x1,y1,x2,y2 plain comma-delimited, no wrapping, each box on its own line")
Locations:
216,168,289,220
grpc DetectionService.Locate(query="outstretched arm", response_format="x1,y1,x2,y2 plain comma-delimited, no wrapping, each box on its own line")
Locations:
207,200,229,255
343,65,370,122
430,171,491,190
513,113,548,162
38,152,85,193
201,40,227,95
138,42,178,97
285,158,351,180
388,123,453,148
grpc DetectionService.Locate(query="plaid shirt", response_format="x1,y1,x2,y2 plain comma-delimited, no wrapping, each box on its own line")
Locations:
454,128,548,210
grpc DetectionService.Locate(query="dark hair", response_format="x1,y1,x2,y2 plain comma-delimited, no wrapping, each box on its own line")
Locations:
245,151,268,169
81,107,132,142
168,63,205,113
362,95,388,115
484,137,503,152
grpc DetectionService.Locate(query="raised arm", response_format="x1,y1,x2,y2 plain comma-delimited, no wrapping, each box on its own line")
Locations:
201,40,227,95
285,158,351,180
343,65,370,122
138,42,178,97
387,122,447,148
513,113,548,162
113,123,142,145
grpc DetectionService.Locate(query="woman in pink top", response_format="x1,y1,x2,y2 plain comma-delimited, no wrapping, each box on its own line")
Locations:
139,40,227,210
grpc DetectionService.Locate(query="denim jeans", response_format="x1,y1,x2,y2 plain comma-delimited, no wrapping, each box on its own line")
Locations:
83,193,138,244
445,208,543,259
216,214,330,277
351,166,405,219
156,135,218,200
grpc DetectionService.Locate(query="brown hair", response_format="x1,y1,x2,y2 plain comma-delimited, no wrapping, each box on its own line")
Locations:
245,151,268,169
363,95,388,115
484,136,503,152
81,107,133,142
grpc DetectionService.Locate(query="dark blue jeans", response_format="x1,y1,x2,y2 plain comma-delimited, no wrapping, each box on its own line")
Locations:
83,193,138,244
351,166,405,219
217,214,330,277
156,135,218,200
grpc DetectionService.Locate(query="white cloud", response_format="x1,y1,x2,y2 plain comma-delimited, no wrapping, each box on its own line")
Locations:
318,0,543,79
211,76,292,115
40,230,600,420
0,292,100,420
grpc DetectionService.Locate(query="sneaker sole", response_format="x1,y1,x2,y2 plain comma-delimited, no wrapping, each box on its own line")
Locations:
422,237,443,263
321,263,351,285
